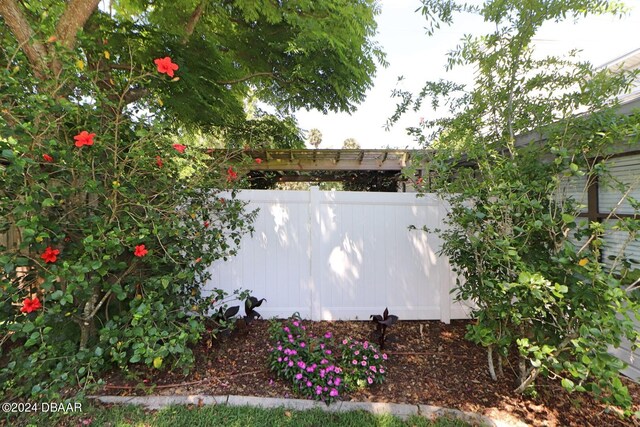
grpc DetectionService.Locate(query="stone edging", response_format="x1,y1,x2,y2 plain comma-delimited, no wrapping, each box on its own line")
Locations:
89,394,514,426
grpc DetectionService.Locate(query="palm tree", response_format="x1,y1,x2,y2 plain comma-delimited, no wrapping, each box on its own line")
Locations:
308,128,323,149
342,138,360,149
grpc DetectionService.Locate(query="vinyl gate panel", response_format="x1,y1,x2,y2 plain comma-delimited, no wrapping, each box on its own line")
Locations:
205,188,463,321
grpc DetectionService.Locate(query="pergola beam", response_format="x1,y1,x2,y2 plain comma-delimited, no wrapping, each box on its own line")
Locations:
212,149,427,172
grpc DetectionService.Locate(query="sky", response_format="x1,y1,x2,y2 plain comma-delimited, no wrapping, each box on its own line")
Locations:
294,0,640,150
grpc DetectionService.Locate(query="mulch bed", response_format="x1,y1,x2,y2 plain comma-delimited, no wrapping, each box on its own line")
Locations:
100,319,640,426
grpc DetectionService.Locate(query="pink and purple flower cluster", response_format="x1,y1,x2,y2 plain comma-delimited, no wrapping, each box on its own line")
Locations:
339,337,388,388
268,317,344,404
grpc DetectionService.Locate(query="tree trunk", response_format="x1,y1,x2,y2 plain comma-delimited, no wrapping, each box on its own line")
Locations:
78,286,99,349
487,346,498,381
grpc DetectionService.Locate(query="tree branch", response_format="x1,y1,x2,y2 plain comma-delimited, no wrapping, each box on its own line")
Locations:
55,0,101,49
216,72,276,85
0,0,49,78
183,1,205,43
122,87,150,104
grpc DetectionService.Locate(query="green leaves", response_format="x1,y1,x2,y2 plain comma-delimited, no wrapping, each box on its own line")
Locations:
401,0,640,411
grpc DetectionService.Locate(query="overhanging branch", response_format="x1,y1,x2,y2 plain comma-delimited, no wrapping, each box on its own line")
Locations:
0,0,49,78
183,1,205,43
55,0,101,49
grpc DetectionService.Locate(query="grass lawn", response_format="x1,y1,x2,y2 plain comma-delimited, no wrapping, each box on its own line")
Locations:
4,402,474,427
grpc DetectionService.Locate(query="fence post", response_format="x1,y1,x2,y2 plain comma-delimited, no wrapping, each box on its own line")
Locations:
309,186,322,320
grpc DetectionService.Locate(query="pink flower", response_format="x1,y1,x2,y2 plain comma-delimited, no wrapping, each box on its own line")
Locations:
379,368,385,374
361,361,367,366
352,360,357,365
367,377,373,384
172,144,186,153
354,350,360,355
295,373,303,381
370,365,377,372
342,339,348,345
382,353,388,360
334,377,341,386
255,158,262,164
373,354,379,359
154,57,179,77
300,342,306,348
292,321,299,327
324,332,332,339
330,388,338,397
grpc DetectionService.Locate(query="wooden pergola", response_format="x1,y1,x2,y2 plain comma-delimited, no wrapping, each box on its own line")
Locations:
209,148,429,190
243,149,423,171
208,149,425,191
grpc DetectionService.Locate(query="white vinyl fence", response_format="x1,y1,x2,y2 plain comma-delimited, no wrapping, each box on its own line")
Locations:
205,188,471,322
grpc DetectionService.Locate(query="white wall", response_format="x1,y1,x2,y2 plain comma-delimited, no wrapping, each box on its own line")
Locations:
205,188,470,322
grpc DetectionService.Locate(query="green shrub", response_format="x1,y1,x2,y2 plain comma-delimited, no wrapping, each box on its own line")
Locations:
0,48,257,400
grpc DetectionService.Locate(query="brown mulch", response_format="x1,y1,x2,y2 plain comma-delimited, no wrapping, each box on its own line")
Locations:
100,319,640,426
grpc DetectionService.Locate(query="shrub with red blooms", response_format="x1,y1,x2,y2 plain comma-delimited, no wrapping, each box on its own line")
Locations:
0,51,257,401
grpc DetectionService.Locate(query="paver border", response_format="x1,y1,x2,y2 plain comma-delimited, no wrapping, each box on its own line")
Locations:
89,394,514,426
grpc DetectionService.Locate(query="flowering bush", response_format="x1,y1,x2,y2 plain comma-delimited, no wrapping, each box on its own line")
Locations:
0,48,257,400
268,316,387,404
339,337,387,389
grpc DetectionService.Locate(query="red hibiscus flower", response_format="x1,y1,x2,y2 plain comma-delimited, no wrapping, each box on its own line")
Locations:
155,156,163,168
134,244,148,257
255,158,262,164
226,167,238,182
172,144,186,154
74,131,96,148
154,57,179,77
43,154,54,162
21,296,42,313
41,247,60,263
